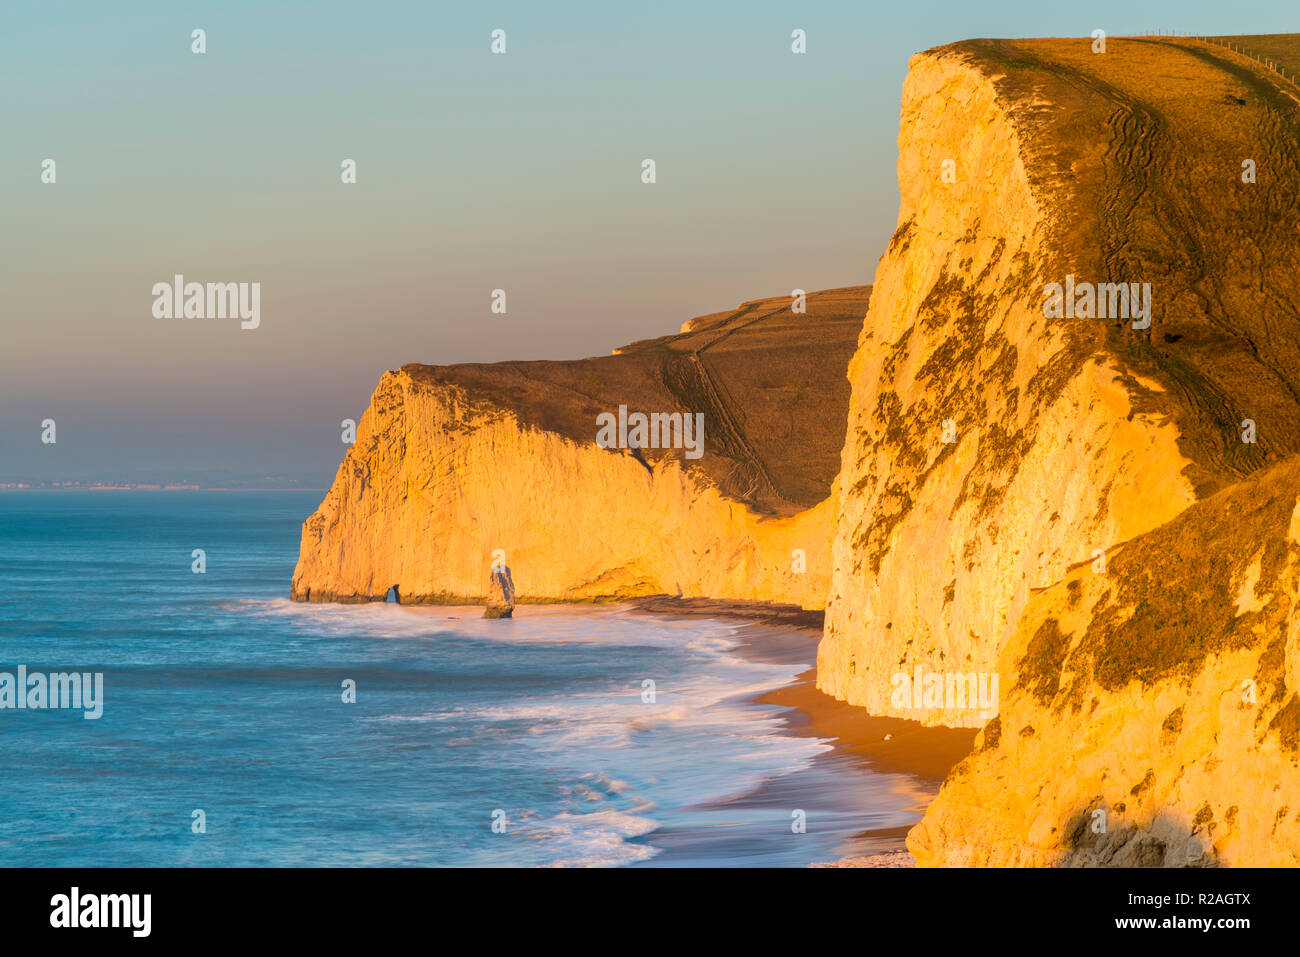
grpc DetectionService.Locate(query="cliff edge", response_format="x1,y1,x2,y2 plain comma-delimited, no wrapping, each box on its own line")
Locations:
820,36,1300,727
291,287,868,607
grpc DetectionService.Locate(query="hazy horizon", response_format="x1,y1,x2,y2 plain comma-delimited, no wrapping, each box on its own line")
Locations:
2,0,1288,486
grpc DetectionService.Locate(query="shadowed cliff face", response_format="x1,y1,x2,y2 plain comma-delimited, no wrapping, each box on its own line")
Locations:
820,36,1300,728
290,287,867,606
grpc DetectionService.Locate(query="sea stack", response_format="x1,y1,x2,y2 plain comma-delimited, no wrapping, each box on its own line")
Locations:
484,563,515,619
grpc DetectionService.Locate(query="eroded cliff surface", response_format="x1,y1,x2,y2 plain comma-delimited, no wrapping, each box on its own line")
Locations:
291,288,867,606
820,37,1300,727
910,459,1300,866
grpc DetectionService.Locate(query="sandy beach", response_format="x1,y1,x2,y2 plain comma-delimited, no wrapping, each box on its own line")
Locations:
626,596,976,865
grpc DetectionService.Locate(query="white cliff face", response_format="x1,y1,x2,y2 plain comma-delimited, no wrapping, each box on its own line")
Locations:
909,462,1300,867
822,36,1300,867
291,369,835,607
817,52,1197,727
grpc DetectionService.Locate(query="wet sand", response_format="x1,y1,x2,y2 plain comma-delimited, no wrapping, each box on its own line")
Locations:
758,664,978,782
626,594,826,631
625,596,977,865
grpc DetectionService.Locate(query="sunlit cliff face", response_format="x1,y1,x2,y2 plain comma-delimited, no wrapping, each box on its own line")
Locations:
818,48,1197,728
823,34,1300,865
290,288,869,609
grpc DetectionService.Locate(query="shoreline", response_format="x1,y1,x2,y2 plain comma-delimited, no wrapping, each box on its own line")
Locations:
624,596,976,866
354,595,974,865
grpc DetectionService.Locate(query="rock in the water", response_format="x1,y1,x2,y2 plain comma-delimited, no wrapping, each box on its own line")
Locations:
483,563,515,619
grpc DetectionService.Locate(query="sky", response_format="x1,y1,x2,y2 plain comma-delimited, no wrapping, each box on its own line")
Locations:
1,0,1293,486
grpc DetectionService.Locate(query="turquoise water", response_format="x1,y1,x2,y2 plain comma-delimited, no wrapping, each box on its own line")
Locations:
0,492,920,866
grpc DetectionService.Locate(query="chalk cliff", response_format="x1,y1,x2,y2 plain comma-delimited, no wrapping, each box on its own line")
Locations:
294,32,1300,867
910,459,1300,866
819,37,1300,727
815,34,1300,866
291,288,868,607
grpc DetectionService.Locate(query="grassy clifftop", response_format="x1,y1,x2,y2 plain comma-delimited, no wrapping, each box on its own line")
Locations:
292,287,867,607
873,34,1300,863
403,286,868,516
820,34,1300,729
959,34,1300,493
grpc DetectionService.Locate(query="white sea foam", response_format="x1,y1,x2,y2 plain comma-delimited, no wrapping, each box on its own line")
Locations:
518,808,662,868
229,597,834,865
228,598,745,656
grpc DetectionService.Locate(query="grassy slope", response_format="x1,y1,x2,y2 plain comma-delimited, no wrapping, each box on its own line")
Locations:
401,286,869,515
949,33,1300,815
953,35,1300,497
1019,458,1300,707
1211,33,1300,79
897,38,1300,863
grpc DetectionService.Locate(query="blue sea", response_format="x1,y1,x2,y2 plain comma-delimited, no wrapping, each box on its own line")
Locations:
0,492,926,867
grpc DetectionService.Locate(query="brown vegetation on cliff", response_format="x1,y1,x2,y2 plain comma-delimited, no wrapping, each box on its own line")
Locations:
401,286,868,516
841,34,1300,865
821,34,1300,730
291,287,868,606
911,459,1300,866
